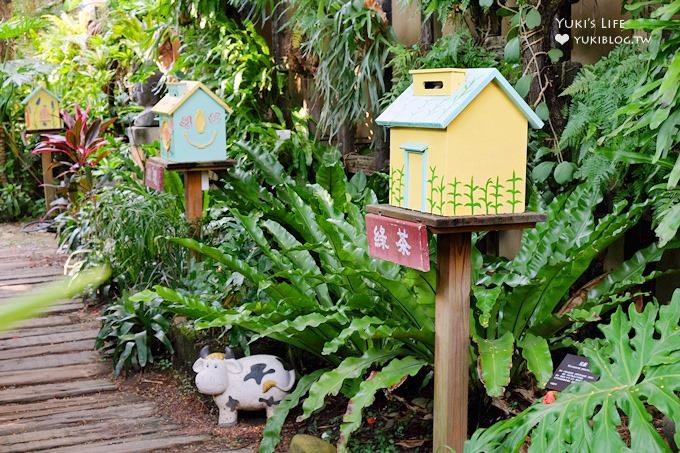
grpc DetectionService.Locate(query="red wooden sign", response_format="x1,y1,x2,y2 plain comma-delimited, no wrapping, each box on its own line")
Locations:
145,159,165,192
366,214,430,271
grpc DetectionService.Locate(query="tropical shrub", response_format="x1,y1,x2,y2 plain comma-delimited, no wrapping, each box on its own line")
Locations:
471,176,680,396
467,290,680,452
383,31,508,106
132,142,435,452
531,46,644,192
229,0,395,138
33,11,114,114
96,292,174,376
0,183,41,221
176,16,280,137
607,0,680,246
131,137,680,450
57,176,189,292
32,105,115,197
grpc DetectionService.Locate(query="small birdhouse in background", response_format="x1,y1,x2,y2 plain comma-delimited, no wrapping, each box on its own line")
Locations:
376,68,544,217
151,81,231,162
22,87,62,132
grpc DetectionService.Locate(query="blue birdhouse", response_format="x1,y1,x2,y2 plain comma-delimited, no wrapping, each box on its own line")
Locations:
151,81,232,162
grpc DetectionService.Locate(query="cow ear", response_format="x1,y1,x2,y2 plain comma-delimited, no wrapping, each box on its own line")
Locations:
224,359,243,374
192,358,205,373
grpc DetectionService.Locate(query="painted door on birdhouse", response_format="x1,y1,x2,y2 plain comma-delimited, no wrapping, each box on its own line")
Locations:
376,68,545,217
152,81,230,163
22,87,61,132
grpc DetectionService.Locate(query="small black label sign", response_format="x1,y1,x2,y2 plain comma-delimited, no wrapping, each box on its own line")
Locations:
546,353,599,391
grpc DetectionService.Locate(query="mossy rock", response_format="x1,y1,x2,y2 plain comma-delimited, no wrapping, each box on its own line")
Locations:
288,434,336,453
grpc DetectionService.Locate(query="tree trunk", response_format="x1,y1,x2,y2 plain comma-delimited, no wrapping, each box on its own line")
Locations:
337,123,356,157
420,9,435,51
0,128,7,185
521,0,568,132
373,0,392,172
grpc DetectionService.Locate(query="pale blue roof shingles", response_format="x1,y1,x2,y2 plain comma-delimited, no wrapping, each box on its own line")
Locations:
375,68,544,130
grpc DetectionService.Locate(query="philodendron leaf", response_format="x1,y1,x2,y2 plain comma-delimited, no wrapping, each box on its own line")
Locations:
467,293,680,452
475,331,514,396
504,37,520,63
518,332,552,388
525,7,542,29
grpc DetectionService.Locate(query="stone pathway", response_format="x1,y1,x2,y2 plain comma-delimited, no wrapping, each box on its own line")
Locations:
0,224,211,452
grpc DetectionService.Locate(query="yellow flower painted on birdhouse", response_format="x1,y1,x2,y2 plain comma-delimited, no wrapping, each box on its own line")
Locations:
376,68,544,217
22,87,62,132
152,81,232,163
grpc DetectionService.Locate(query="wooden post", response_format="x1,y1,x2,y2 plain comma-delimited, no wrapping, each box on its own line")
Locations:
41,152,56,209
434,233,471,453
365,205,546,453
184,171,203,228
145,157,235,237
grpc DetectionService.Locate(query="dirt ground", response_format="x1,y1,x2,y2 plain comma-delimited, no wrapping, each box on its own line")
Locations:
118,367,306,452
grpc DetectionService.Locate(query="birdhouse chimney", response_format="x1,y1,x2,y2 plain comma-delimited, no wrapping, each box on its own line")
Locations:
410,68,466,96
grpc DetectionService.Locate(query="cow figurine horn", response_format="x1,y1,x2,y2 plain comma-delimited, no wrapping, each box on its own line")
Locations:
224,346,235,359
200,345,210,358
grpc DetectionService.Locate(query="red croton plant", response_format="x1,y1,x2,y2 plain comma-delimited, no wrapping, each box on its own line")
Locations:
32,105,116,196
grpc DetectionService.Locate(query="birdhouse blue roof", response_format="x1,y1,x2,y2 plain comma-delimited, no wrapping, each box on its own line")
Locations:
152,81,232,116
376,68,544,130
21,86,59,105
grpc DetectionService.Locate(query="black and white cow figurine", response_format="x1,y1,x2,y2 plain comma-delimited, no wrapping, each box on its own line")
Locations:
193,346,296,426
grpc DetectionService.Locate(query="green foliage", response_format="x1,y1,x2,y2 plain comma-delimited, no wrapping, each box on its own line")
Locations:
467,294,680,452
259,369,328,453
57,177,189,291
173,16,280,139
337,356,427,451
559,47,644,158
96,293,174,376
384,32,503,106
34,11,119,115
471,179,680,395
0,266,110,332
0,15,47,40
136,142,435,451
531,46,646,199
295,1,394,137
0,183,41,221
609,0,680,245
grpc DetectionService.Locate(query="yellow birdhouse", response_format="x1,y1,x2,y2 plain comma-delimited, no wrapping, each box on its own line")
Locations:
22,87,62,132
376,68,544,216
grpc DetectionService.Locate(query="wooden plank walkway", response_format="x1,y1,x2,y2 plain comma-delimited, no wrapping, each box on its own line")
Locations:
0,225,210,452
